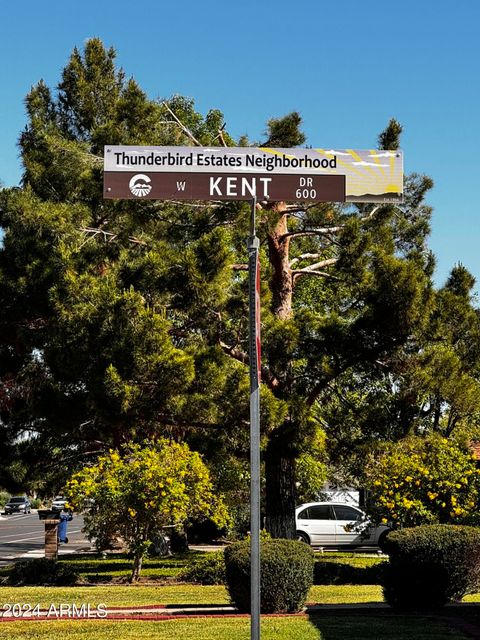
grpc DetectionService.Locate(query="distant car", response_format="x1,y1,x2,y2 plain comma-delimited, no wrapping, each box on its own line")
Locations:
51,496,68,511
295,502,390,547
4,496,31,515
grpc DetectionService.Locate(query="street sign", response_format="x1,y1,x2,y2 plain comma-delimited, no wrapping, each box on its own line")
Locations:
104,171,346,202
104,146,403,203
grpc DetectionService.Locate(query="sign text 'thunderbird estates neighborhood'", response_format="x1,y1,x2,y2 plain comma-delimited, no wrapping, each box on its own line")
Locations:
104,146,404,203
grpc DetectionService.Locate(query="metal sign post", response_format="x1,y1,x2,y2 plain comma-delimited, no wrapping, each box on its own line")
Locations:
248,196,261,640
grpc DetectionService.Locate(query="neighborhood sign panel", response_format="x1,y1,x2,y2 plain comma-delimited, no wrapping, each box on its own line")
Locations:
104,146,403,203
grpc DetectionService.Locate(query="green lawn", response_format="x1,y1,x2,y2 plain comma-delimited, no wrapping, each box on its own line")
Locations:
0,614,469,640
0,584,385,608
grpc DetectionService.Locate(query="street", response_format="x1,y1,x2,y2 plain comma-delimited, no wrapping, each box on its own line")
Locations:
0,512,90,566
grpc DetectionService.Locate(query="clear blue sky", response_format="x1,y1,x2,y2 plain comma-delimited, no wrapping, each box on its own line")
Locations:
1,0,479,291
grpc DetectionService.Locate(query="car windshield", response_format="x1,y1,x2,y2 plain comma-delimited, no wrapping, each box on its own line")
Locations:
54,497,65,501
9,497,25,503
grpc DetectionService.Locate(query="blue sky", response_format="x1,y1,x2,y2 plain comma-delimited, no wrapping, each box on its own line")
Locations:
1,0,479,291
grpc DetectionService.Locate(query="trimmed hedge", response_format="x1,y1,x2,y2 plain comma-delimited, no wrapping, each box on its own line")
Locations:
381,524,480,609
8,558,79,586
179,551,226,585
224,539,314,613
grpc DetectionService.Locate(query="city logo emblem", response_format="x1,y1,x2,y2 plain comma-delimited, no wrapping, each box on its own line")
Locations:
129,174,152,197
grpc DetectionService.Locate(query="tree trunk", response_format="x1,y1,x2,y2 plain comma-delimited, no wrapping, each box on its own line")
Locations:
264,426,297,539
130,551,143,582
263,205,297,538
267,209,292,320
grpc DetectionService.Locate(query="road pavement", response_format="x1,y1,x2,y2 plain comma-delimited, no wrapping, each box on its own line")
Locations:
0,512,90,566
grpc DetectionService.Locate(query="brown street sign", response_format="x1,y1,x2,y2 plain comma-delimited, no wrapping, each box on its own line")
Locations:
103,171,346,202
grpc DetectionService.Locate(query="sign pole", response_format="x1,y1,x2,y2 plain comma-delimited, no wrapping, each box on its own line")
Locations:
248,196,261,640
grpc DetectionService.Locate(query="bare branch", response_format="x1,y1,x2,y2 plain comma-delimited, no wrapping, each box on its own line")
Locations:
293,270,341,281
232,263,248,271
294,258,337,273
217,124,228,148
219,341,280,390
358,205,380,221
281,226,344,241
289,253,322,267
162,102,202,146
219,340,248,364
79,227,147,248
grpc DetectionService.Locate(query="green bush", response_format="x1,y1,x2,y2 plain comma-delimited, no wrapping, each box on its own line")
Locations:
29,498,43,509
179,551,226,584
8,558,79,586
0,491,9,509
224,539,314,613
382,524,480,609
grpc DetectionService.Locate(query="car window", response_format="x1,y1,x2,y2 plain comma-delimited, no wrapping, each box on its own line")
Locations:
297,508,310,519
333,505,363,521
307,505,334,520
9,497,24,503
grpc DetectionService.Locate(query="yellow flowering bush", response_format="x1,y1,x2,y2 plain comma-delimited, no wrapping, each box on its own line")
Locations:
64,438,230,581
364,435,480,528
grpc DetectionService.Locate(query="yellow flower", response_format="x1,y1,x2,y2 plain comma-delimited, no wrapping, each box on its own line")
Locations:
128,507,137,518
405,476,413,483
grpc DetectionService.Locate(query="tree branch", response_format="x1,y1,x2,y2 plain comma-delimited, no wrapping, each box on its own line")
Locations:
293,270,341,281
281,227,343,241
162,102,202,146
79,227,147,248
289,253,322,267
293,258,337,273
219,341,280,390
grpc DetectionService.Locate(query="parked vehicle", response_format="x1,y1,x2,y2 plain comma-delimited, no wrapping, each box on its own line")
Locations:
4,496,31,515
295,502,389,547
51,496,68,511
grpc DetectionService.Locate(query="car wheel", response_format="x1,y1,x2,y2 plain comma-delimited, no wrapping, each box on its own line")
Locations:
297,531,311,545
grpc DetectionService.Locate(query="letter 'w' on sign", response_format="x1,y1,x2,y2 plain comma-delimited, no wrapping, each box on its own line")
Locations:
176,181,186,191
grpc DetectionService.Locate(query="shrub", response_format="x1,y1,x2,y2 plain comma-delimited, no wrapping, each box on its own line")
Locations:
8,558,79,586
224,539,314,613
29,498,43,509
382,524,480,609
179,551,226,585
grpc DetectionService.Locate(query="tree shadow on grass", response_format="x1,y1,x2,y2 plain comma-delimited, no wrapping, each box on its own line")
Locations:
306,609,472,640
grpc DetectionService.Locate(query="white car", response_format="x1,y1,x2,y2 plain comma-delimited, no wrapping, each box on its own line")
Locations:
295,502,389,547
51,496,68,511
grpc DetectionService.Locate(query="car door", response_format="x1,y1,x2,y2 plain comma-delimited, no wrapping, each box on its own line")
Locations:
297,504,336,545
332,504,372,545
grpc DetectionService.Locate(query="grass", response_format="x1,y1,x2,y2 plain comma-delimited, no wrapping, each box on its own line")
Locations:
315,551,386,567
0,614,469,639
0,584,385,608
